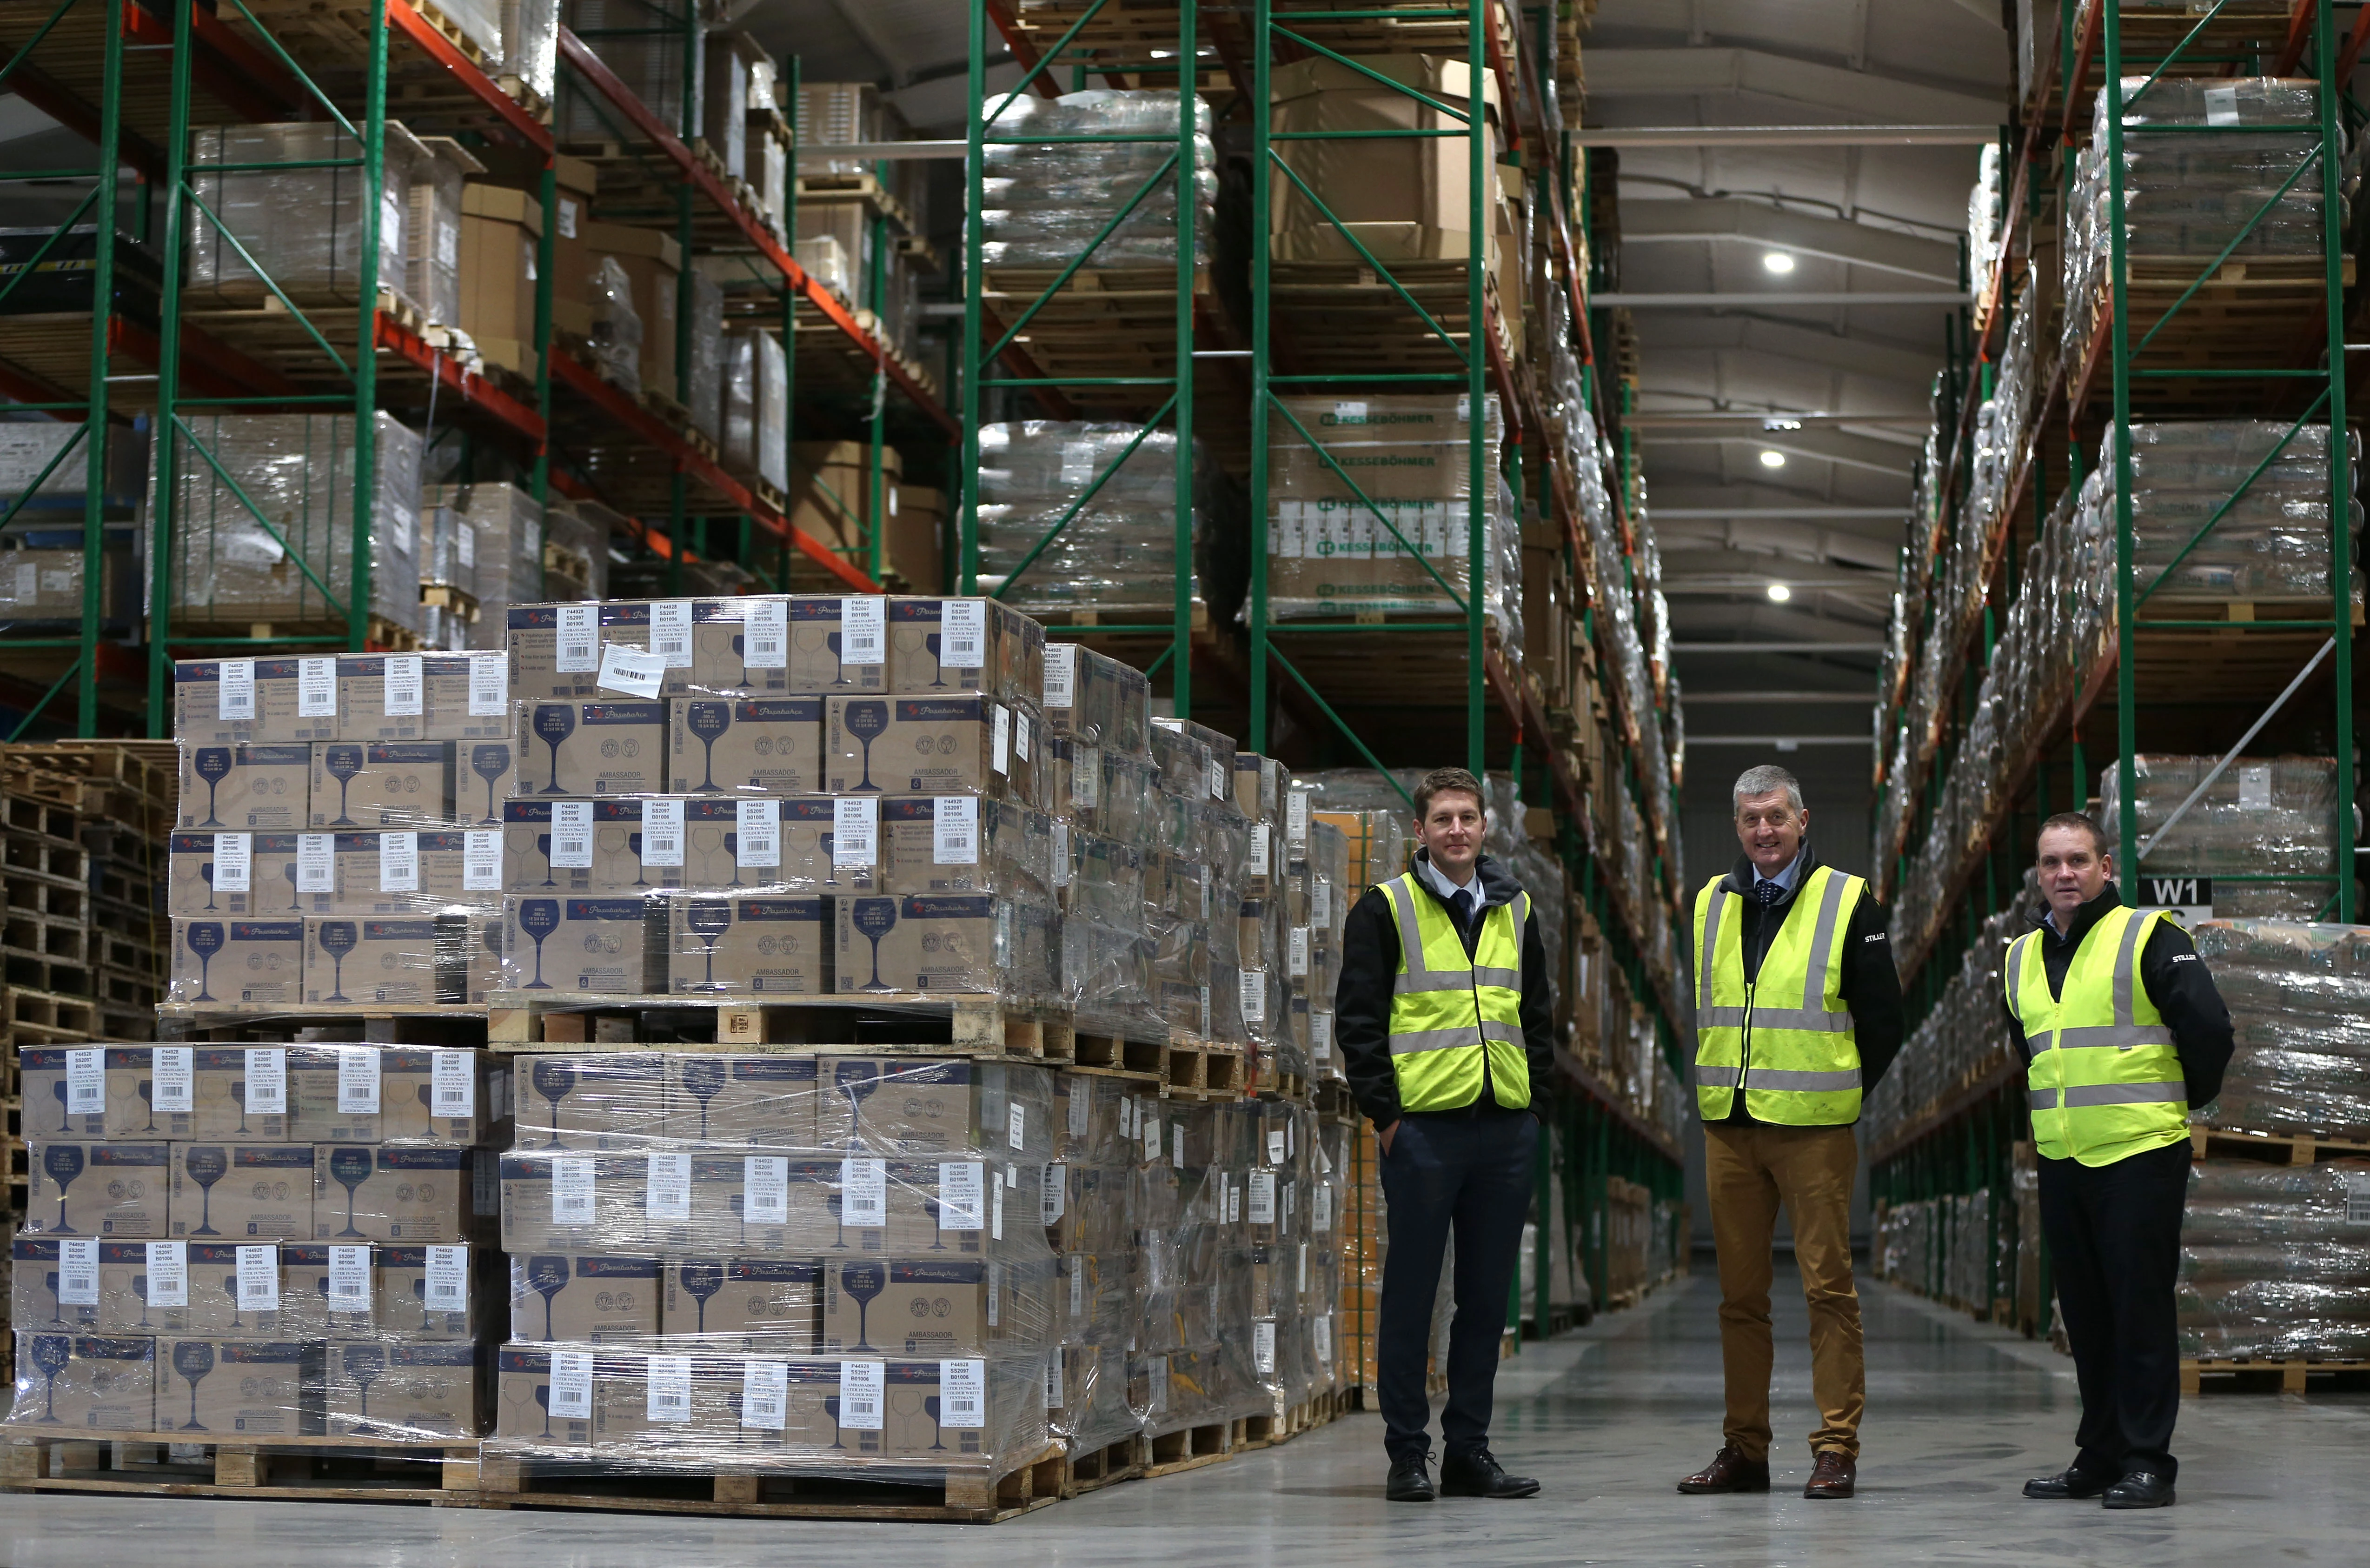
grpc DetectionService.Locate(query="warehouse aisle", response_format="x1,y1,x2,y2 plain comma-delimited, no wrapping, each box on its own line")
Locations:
4,1269,2364,1566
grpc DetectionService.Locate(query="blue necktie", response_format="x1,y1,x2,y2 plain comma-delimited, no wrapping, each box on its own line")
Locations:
1448,887,1474,931
1755,879,1784,908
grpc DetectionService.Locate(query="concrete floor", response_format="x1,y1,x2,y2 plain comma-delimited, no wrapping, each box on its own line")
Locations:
6,1267,2367,1565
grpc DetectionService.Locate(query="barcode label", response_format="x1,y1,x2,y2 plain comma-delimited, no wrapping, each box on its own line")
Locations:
938,599,986,667
1249,1170,1277,1224
1069,1259,1085,1316
1248,822,1270,877
551,1155,596,1224
736,799,780,867
641,797,685,865
550,1351,593,1419
1052,819,1071,888
1287,790,1310,844
646,1355,693,1422
991,1166,1005,1240
1288,926,1310,977
597,643,666,699
1254,1319,1276,1374
2346,1175,2370,1226
1240,967,1267,1026
1313,881,1332,927
832,795,877,867
379,831,420,892
468,651,508,715
213,831,252,891
556,605,598,671
939,1359,986,1428
298,832,336,892
1071,744,1100,808
1314,1312,1333,1362
1015,711,1032,763
741,1359,789,1429
1141,1104,1159,1162
57,1237,98,1305
1008,1102,1027,1151
143,1241,188,1308
841,597,884,663
152,1047,194,1113
236,1244,279,1309
219,658,256,719
1172,1123,1185,1169
650,600,694,666
243,1048,287,1113
327,1244,370,1312
2239,763,2272,811
431,1050,475,1116
1298,1240,1308,1292
2204,83,2240,126
66,1046,104,1113
991,704,1009,775
1042,1161,1065,1224
1044,644,1076,708
646,1151,691,1221
1268,1129,1287,1165
1045,1349,1064,1410
298,656,338,717
938,1161,984,1229
933,795,979,864
551,801,594,867
383,654,424,716
1314,1183,1332,1233
838,1359,884,1428
744,1156,789,1223
840,1158,887,1227
338,1046,381,1114
425,1244,467,1310
474,1148,499,1216
743,599,787,668
464,829,502,890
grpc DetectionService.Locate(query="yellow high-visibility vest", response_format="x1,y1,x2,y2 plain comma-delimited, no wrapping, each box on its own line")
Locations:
2005,906,2188,1166
1378,872,1532,1113
1690,866,1865,1125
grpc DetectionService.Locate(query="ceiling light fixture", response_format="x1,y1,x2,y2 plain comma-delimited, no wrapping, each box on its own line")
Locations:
1762,418,1804,432
1759,449,1786,468
1762,251,1796,274
1766,583,1792,603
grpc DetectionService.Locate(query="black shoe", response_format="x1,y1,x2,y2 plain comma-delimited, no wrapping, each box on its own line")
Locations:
2102,1470,2175,1509
1440,1448,1540,1499
1387,1455,1436,1502
2024,1467,2115,1500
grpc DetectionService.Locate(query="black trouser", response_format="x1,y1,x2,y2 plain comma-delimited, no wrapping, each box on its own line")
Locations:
2038,1138,2190,1482
1376,1106,1537,1464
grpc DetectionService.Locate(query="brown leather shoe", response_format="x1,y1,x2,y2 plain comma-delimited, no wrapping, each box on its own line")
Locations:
1676,1446,1771,1494
1803,1450,1856,1499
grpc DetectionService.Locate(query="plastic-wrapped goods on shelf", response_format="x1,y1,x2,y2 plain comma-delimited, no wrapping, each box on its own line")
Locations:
980,89,1215,267
541,502,609,601
166,911,509,1004
499,0,560,105
2179,1159,2370,1358
2099,756,2343,919
684,266,725,443
410,138,480,330
1268,54,1502,270
1967,140,2004,299
1862,911,2023,1154
428,483,545,652
720,326,790,496
558,0,703,145
796,81,883,179
587,256,643,397
973,423,1218,617
165,412,425,637
2190,921,2370,1140
186,122,428,306
700,33,765,180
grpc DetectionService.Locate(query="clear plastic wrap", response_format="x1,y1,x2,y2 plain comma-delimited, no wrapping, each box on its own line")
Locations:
2180,1159,2370,1357
409,137,476,329
499,0,559,104
973,423,1209,616
684,266,724,443
2099,756,2343,918
721,326,789,495
429,483,545,652
2191,921,2370,1140
1862,910,2024,1155
187,122,425,306
980,90,1215,267
559,0,701,143
588,255,643,396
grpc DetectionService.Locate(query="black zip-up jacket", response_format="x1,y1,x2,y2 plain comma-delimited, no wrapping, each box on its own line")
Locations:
1999,881,2236,1112
1697,844,1904,1125
1336,850,1555,1128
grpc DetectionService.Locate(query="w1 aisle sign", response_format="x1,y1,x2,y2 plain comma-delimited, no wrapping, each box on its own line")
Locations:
2138,877,2213,924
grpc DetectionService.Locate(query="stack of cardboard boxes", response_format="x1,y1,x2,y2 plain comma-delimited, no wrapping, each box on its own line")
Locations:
12,1043,506,1434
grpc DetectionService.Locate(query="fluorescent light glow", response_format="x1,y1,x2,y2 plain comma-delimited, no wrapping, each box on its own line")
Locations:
1762,251,1796,274
1759,449,1787,468
1766,583,1792,603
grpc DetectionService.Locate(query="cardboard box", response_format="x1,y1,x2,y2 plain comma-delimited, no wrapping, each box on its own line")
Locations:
13,1333,157,1428
310,741,455,829
379,1242,483,1339
273,1242,378,1337
880,795,1051,897
674,796,876,893
25,1140,173,1237
663,1257,821,1352
669,696,822,795
170,1143,313,1240
825,695,1017,797
815,1057,1032,1156
325,1339,482,1437
169,917,305,1005
883,1358,995,1458
177,742,312,831
459,182,541,374
288,1045,504,1145
172,657,315,745
664,893,828,996
0,547,98,617
635,1152,825,1254
499,1152,650,1254
587,221,682,399
17,1047,109,1140
326,831,487,915
178,1047,294,1140
493,1344,644,1447
159,1336,322,1436
12,1236,101,1331
887,485,945,593
822,1256,989,1357
784,594,893,694
312,1145,473,1241
674,596,796,697
832,894,1004,996
511,699,669,796
663,1054,817,1145
331,653,433,743
506,1252,662,1343
305,916,444,1005
511,1053,670,1151
886,596,1042,701
1269,53,1503,257
167,831,305,918
94,1240,218,1335
422,652,518,743
501,895,661,994
1042,642,1149,753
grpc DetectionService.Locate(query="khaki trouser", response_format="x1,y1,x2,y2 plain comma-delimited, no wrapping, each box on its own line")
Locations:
1704,1121,1865,1461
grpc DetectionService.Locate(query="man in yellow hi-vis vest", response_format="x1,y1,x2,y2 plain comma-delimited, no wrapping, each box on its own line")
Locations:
1338,767,1553,1504
1679,765,1899,1502
2009,813,2231,1511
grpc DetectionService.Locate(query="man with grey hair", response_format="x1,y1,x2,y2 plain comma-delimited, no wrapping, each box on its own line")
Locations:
1677,763,1900,1501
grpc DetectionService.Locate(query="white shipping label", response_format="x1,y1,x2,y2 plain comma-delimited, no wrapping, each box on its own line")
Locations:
736,799,780,867
1141,1104,1159,1162
597,642,667,698
1285,1183,1295,1228
1070,744,1100,809
1314,1313,1333,1362
1268,1129,1287,1166
1199,866,1211,919
2238,764,2273,812
1240,967,1268,1026
940,1359,986,1428
741,1359,789,1429
1007,1102,1027,1151
988,1260,1002,1327
832,795,878,867
152,1047,195,1113
298,657,339,717
938,599,986,667
1145,1234,1165,1290
557,197,579,239
1313,881,1332,928
1208,758,1227,800
1314,1182,1333,1233
456,520,475,568
838,1359,885,1428
991,704,1010,775
1120,1095,1136,1142
1289,926,1311,977
1226,1178,1240,1226
1254,1319,1276,1375
379,831,420,892
1248,822,1270,877
551,802,594,868
1172,1123,1185,1169
431,1050,476,1117
213,832,252,892
1069,1260,1086,1318
650,601,694,666
468,651,509,715
327,1245,370,1312
425,1244,468,1311
1287,1119,1295,1158
551,1155,596,1225
1059,441,1095,487
743,599,788,667
556,605,599,671
647,1355,692,1422
66,1047,104,1114
991,1168,1005,1241
1249,1170,1277,1225
840,597,885,663
243,1048,287,1114
338,1047,382,1114
1052,819,1072,888
1045,1349,1064,1411
646,1152,691,1221
145,1242,189,1308
463,829,503,890
235,1244,279,1311
1044,644,1077,709
383,655,424,716
1149,1355,1168,1414
1068,1084,1088,1138
1287,790,1310,844
641,798,685,866
933,795,979,864
2204,83,2240,126
550,1351,593,1420
841,1158,887,1227
219,658,257,720
1015,711,1032,763
938,1161,984,1229
1042,1162,1065,1224
57,1238,99,1305
297,832,336,892
744,1156,789,1224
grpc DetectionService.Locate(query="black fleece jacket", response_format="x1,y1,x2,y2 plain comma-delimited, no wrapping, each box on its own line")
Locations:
1702,845,1904,1124
1335,850,1555,1128
1999,882,2236,1111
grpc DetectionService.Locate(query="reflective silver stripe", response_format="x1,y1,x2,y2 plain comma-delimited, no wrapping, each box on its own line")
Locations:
2031,1033,2058,1056
1479,1019,1524,1046
1471,966,1521,990
1696,1006,1750,1028
1746,1067,1861,1093
1384,877,1429,977
2004,933,2026,1019
2028,1088,2059,1110
1394,971,1477,996
1741,1006,1852,1033
2113,910,2149,1025
1697,887,1727,1014
2060,1080,2185,1109
1388,1027,1481,1055
1801,869,1852,1014
2055,1024,2177,1050
1695,1063,1740,1088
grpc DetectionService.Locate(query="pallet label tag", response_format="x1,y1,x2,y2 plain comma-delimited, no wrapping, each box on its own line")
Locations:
298,833,336,893
220,658,256,719
298,657,338,717
153,1047,195,1112
597,643,666,699
213,832,252,892
235,1244,278,1311
1043,1348,1063,1410
940,1359,986,1428
650,601,694,667
384,655,424,716
66,1047,104,1114
840,597,884,664
464,829,502,890
243,1048,287,1113
1007,1102,1027,1151
838,1358,884,1428
1070,744,1100,809
146,1241,188,1308
1314,1312,1332,1362
735,799,780,867
379,831,420,892
328,1244,370,1313
1314,1182,1332,1234
1254,1319,1276,1375
1043,644,1076,708
1268,1129,1286,1166
425,1244,467,1310
831,796,876,867
743,599,788,668
938,1161,983,1230
338,1046,381,1114
938,599,985,666
2346,1173,2370,1226
551,801,594,867
645,1152,691,1221
646,1354,692,1422
1249,1170,1276,1225
1042,1162,1065,1225
468,651,508,715
1015,710,1032,762
741,1359,788,1429
1248,822,1270,877
556,605,598,671
431,1050,475,1116
1239,967,1267,1026
990,1166,1005,1240
1288,925,1310,977
641,797,685,866
550,1350,593,1418
551,1156,595,1225
933,795,979,864
744,1156,789,1223
840,1158,887,1227
57,1237,99,1305
991,704,1009,774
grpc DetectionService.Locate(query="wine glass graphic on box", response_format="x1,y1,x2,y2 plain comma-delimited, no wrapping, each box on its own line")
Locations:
42,1143,84,1232
518,899,562,990
328,1147,374,1237
526,1254,570,1339
727,631,748,690
824,631,849,686
923,1393,946,1451
678,1056,726,1138
50,1077,67,1133
225,1267,246,1330
193,747,234,827
282,859,301,911
923,633,948,689
534,1382,554,1439
843,699,890,791
822,1393,845,1449
322,743,366,825
532,704,577,793
412,1275,430,1330
534,833,556,888
183,1146,229,1236
318,920,360,1003
185,921,226,1003
684,901,733,992
837,1063,884,1149
850,897,899,991
722,831,743,888
43,1271,65,1327
686,702,732,791
840,1260,885,1353
531,1059,576,1146
199,861,218,912
679,1260,724,1335
342,1344,387,1435
923,1193,947,1251
27,1334,71,1422
173,1340,215,1431
626,832,649,887
470,742,512,824
133,1272,153,1329
138,1075,158,1131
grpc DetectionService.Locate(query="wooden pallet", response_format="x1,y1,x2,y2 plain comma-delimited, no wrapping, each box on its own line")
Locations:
2191,1125,2370,1166
166,614,426,654
795,173,923,240
1057,1433,1146,1497
2069,255,2351,423
2181,1357,2370,1395
1141,1416,1240,1477
486,991,1070,1059
1067,1026,1168,1083
2,836,86,887
2,1428,483,1504
472,1442,1065,1522
3,988,97,1040
1268,254,1511,382
0,796,79,845
225,0,541,139
155,1002,491,1047
0,950,91,999
1241,1387,1348,1449
976,266,1217,417
1161,1036,1246,1101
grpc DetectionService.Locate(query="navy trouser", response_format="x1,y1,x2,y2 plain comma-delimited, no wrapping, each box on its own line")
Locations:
2039,1137,2189,1482
1376,1107,1537,1464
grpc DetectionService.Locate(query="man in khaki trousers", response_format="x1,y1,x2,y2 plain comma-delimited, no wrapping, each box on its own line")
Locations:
1677,765,1902,1500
